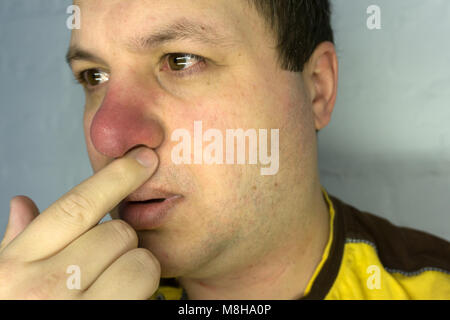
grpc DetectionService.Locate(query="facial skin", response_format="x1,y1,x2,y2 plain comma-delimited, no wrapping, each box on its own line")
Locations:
68,0,338,299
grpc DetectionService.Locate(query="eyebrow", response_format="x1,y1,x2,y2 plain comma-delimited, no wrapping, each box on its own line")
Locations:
65,48,107,66
66,18,237,66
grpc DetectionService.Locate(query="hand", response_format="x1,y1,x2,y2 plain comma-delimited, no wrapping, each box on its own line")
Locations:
0,147,160,299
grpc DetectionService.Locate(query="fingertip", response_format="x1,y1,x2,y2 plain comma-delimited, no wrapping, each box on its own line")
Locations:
9,195,25,213
9,195,39,217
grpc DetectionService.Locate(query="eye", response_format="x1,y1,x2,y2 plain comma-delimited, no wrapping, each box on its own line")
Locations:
76,69,109,88
163,53,206,74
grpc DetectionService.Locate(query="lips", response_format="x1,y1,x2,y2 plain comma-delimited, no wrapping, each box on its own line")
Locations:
124,189,179,203
119,190,183,230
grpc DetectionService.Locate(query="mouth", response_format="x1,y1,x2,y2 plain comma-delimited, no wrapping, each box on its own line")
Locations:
118,194,183,230
131,198,166,204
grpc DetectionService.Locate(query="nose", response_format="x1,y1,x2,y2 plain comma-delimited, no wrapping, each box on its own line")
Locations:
89,86,165,159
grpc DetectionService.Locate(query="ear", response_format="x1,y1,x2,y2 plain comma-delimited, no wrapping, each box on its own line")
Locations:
302,42,338,131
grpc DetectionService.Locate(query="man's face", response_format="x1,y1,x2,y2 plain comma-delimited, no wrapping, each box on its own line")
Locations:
69,0,318,278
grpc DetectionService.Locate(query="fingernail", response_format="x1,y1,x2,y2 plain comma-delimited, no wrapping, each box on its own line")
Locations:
131,148,157,168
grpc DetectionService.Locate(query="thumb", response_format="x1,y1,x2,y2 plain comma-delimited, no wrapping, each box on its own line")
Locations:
1,195,40,251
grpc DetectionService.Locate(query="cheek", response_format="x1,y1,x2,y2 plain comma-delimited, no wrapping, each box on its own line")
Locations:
216,72,305,131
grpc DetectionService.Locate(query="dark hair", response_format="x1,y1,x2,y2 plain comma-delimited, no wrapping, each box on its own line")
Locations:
247,0,334,72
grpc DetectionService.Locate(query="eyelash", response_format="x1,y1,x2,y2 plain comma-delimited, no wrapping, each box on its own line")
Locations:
74,53,207,88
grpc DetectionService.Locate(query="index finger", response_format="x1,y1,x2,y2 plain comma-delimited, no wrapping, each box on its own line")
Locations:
5,147,159,261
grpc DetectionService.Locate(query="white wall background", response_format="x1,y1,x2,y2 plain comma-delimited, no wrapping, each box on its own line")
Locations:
319,0,450,240
0,0,449,241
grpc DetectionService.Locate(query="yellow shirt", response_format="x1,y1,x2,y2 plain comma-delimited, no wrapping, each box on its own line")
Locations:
151,188,450,300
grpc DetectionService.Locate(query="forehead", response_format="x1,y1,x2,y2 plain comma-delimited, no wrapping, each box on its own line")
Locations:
71,0,266,50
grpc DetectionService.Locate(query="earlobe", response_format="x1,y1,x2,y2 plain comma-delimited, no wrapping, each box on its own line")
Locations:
303,41,338,131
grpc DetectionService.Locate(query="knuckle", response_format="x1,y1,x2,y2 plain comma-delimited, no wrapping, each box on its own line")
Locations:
108,220,138,248
0,259,17,286
25,271,64,299
130,248,161,276
0,259,76,300
25,264,81,300
0,259,29,298
129,249,161,292
55,191,94,225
